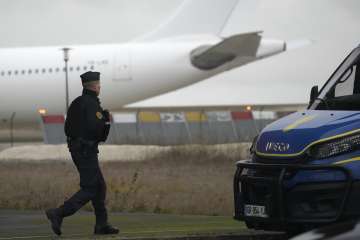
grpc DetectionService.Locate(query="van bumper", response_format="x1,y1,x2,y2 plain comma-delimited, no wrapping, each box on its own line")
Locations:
233,160,360,225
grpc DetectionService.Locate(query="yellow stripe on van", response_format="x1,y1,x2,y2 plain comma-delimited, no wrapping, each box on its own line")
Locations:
283,115,317,132
138,112,161,123
334,157,360,165
185,112,208,122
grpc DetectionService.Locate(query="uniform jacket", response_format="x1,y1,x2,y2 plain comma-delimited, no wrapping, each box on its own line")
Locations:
65,88,110,142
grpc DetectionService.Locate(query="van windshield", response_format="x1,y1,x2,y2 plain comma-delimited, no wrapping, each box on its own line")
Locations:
310,47,360,111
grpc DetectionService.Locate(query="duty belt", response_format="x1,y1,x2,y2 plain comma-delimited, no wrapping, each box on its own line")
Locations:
67,137,98,148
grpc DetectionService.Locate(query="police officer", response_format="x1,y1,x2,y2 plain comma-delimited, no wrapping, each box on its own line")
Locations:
45,71,119,236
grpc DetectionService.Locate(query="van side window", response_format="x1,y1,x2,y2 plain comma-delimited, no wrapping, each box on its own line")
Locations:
334,65,356,97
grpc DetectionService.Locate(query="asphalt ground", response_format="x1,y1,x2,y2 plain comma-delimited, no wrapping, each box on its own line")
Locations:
0,210,286,240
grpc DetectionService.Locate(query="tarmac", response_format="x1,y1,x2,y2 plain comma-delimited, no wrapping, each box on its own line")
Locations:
0,210,286,240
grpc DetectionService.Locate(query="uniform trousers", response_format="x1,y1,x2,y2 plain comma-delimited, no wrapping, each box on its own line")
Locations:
59,151,108,226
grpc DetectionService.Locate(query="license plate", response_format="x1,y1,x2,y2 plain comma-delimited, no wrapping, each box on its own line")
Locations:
244,204,268,218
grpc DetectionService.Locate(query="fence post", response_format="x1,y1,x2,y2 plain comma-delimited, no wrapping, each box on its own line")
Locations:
10,112,16,147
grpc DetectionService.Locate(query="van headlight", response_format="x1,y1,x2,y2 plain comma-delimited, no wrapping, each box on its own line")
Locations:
309,134,360,159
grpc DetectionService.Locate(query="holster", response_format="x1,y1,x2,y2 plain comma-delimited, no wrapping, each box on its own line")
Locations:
67,138,99,154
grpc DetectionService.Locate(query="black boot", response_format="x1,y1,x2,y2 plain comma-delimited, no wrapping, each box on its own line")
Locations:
45,208,63,236
94,224,119,235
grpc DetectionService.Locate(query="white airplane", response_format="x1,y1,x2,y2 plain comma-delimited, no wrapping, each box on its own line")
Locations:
0,0,288,123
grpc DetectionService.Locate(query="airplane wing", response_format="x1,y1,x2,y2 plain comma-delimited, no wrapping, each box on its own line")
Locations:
191,32,286,71
191,32,261,70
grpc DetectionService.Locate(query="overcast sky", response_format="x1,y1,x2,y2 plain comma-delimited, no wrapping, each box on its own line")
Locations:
1,0,360,107
0,0,181,47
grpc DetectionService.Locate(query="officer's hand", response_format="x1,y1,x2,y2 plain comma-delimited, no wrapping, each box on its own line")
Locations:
102,109,110,122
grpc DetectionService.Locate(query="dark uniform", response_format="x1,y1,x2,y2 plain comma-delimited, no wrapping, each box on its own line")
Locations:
46,71,118,236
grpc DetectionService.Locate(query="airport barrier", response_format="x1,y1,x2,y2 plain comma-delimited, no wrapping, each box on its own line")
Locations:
40,115,67,144
40,110,284,145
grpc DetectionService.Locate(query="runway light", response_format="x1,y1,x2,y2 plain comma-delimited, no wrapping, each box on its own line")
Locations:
38,108,47,115
246,106,252,111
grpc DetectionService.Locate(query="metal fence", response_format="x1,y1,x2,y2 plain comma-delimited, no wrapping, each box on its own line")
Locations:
40,110,286,145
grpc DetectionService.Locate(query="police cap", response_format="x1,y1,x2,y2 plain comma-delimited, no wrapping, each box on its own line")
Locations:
80,71,100,84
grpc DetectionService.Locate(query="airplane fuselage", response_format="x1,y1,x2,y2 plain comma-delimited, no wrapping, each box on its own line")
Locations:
0,41,219,122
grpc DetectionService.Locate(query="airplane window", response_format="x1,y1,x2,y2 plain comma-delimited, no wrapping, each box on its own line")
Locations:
42,68,46,74
35,69,39,74
14,70,18,75
83,66,87,71
1,71,4,76
49,68,53,73
90,65,94,70
21,70,25,75
76,66,80,71
62,67,66,72
69,67,73,71
8,71,11,76
55,67,60,72
28,69,32,74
